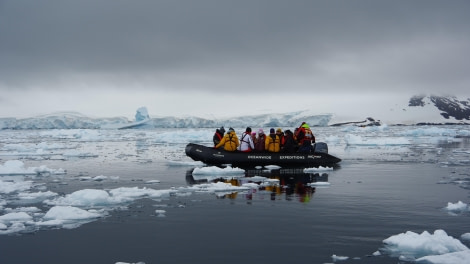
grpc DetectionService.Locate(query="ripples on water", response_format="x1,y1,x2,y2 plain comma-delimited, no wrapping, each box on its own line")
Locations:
0,126,469,264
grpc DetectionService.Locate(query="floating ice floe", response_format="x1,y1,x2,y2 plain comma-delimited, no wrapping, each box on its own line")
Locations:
461,233,470,241
36,206,106,230
331,254,349,261
182,182,249,193
0,180,34,194
264,165,282,170
381,229,470,262
145,180,160,184
79,175,119,181
0,211,33,223
0,186,177,235
244,175,269,182
155,210,166,217
303,166,333,172
444,201,469,215
192,166,245,175
45,187,175,207
0,160,66,175
415,250,470,264
43,206,104,221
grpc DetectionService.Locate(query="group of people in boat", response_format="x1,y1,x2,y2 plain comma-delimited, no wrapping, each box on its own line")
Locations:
213,122,316,153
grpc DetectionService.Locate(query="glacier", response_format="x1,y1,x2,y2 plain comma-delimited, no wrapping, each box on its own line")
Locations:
1,95,469,130
0,108,333,130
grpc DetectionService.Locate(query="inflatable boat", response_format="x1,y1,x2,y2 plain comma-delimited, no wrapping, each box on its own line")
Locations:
185,142,341,167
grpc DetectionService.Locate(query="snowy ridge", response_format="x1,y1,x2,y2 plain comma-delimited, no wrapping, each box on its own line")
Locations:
0,110,333,130
0,95,469,129
0,113,129,130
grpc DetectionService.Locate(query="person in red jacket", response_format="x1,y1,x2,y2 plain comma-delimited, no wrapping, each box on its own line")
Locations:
295,122,315,145
295,122,315,153
213,126,225,147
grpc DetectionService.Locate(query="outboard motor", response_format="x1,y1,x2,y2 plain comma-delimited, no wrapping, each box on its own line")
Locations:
313,142,328,154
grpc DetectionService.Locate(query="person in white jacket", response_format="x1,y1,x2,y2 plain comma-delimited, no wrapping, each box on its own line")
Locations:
238,127,255,152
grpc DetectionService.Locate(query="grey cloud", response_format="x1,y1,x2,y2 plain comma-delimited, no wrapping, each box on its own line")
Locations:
0,0,469,96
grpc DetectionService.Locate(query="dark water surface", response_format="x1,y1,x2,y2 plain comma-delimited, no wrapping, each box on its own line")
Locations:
1,158,468,264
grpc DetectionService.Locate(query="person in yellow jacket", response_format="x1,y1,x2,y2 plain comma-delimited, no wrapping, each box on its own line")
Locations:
215,127,239,151
265,128,281,152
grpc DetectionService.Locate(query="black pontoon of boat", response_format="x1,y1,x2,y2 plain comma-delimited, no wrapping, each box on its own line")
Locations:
185,142,341,167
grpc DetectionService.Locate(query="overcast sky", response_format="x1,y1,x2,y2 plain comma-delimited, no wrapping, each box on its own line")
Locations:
1,0,469,119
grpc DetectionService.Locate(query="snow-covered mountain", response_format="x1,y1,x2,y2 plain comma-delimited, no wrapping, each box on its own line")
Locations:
0,95,468,129
408,95,470,124
373,95,470,126
330,95,470,126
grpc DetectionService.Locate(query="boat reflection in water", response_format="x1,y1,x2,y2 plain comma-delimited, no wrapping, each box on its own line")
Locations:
185,167,332,203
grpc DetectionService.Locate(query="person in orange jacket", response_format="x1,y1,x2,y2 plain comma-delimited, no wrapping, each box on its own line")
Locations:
215,127,239,151
265,128,281,152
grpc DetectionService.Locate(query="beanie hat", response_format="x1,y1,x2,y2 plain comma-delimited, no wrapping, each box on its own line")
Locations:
301,123,310,129
228,127,235,133
219,126,225,133
270,128,275,134
258,128,264,135
276,128,282,133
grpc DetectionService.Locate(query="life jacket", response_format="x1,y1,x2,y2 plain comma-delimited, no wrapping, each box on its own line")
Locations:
238,132,253,152
265,134,281,152
215,131,238,151
224,132,238,151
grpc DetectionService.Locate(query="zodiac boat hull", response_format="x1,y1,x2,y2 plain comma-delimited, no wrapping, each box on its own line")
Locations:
185,143,341,167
